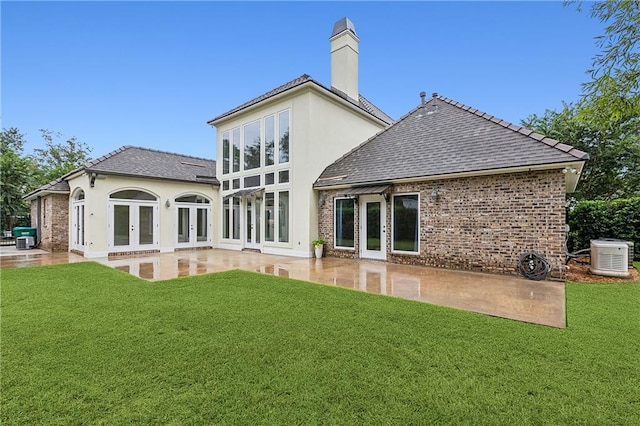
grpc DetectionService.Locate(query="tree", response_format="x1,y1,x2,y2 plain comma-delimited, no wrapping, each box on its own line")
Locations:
0,128,37,231
523,1,640,201
522,102,639,201
32,129,92,186
577,0,640,122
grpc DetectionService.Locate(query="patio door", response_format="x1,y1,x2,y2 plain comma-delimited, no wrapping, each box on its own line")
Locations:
176,204,212,248
244,197,262,250
360,195,386,260
109,202,158,251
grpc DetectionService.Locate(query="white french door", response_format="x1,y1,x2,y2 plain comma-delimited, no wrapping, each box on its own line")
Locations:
360,195,386,260
176,204,212,248
71,201,85,251
109,201,158,251
244,197,262,250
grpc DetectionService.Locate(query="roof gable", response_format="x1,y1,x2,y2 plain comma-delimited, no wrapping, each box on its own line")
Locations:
207,74,393,125
315,94,588,188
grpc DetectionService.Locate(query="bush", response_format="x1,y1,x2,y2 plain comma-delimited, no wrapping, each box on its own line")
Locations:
568,197,640,260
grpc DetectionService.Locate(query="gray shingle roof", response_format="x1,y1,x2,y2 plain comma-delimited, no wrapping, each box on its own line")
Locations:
315,95,588,188
85,146,218,184
207,74,393,125
25,146,218,200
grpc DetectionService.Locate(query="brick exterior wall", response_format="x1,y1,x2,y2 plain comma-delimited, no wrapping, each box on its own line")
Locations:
30,194,69,252
318,170,567,279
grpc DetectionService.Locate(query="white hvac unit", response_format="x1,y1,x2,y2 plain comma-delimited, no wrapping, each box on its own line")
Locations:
590,240,630,277
16,236,35,250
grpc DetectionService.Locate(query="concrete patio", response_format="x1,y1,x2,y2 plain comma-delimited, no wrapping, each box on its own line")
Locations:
1,246,566,328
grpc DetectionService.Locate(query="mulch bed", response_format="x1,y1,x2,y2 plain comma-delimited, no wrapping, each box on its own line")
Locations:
566,256,639,283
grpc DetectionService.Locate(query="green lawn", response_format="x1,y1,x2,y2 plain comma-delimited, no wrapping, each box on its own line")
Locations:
2,263,638,424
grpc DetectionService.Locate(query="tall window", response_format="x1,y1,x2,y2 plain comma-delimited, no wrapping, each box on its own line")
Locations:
244,120,261,170
232,196,241,239
223,199,230,239
222,131,230,174
278,110,289,164
265,115,275,166
232,128,240,173
335,198,355,248
393,194,419,253
278,191,289,243
265,193,275,242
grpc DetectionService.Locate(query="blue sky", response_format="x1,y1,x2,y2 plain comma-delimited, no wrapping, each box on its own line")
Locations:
2,1,603,160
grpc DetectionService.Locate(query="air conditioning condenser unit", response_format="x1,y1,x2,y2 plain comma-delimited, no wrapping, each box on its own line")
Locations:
16,236,35,250
590,239,629,277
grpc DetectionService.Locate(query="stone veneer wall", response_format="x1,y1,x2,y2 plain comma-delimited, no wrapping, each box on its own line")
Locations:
30,194,69,252
318,170,567,279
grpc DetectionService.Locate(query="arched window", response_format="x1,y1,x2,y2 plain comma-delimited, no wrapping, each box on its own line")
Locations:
74,190,85,200
110,190,157,201
175,195,211,204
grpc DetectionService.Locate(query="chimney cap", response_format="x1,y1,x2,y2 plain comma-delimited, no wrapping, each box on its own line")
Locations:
331,17,357,37
420,91,426,105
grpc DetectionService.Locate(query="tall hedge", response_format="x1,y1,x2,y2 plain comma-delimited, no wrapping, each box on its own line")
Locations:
567,197,640,260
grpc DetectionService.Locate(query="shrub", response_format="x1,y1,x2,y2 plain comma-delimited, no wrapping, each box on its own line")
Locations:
568,197,640,260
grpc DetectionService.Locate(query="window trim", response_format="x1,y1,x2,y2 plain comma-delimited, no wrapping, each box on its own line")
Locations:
334,197,356,250
391,192,420,255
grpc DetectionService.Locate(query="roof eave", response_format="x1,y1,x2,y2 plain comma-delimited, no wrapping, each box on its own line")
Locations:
23,189,70,201
315,160,587,194
84,169,221,186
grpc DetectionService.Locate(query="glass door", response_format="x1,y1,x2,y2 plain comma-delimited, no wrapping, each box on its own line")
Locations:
244,197,262,250
110,202,158,251
72,202,85,250
176,204,212,248
360,195,386,260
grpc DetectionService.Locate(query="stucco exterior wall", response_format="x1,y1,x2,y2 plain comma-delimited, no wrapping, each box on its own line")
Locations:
318,169,567,279
214,85,388,257
67,173,218,258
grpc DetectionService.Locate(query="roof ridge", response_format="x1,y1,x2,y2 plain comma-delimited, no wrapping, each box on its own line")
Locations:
432,95,589,160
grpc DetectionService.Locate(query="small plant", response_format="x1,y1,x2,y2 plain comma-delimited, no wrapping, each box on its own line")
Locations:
312,238,325,247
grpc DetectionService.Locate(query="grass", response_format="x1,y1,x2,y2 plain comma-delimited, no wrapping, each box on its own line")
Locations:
2,263,639,424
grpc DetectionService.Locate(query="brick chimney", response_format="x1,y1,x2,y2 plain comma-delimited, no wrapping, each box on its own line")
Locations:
330,17,359,101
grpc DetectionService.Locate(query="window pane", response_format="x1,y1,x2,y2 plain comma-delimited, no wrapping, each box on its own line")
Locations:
232,128,240,172
232,179,240,189
232,197,241,239
366,202,381,251
197,208,208,242
278,110,289,163
223,199,230,239
244,120,261,170
278,191,289,243
113,205,130,246
139,206,154,245
244,175,260,188
223,180,230,190
278,170,289,184
110,190,156,200
265,172,274,185
222,131,230,174
176,195,210,203
265,115,275,166
393,194,419,252
178,207,189,243
335,199,355,248
265,193,275,242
